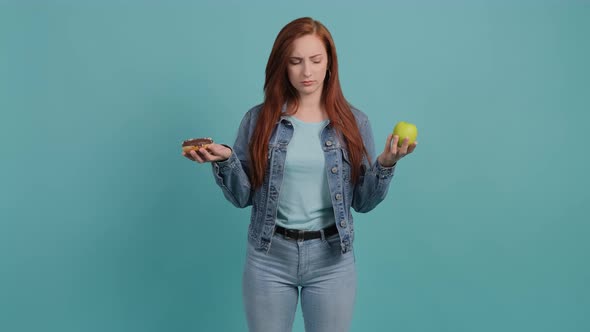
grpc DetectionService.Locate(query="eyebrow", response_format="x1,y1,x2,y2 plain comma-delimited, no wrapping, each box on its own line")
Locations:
289,54,323,60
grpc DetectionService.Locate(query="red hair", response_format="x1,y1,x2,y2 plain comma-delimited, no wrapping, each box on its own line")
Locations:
249,17,369,188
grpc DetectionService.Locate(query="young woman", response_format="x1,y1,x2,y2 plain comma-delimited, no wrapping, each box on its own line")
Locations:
183,17,417,332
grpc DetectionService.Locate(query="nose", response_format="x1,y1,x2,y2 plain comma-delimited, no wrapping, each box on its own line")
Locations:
303,61,312,78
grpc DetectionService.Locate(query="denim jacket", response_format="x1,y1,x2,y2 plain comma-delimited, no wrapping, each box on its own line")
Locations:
211,103,396,254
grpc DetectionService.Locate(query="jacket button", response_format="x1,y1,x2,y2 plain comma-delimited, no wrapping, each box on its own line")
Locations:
335,193,342,200
331,166,338,174
340,219,347,228
325,140,333,146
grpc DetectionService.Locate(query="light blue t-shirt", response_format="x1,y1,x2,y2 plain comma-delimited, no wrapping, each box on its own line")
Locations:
276,116,336,230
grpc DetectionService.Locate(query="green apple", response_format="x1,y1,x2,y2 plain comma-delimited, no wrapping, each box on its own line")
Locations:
393,121,418,147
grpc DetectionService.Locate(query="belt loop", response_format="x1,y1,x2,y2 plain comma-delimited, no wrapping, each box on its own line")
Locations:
320,229,326,241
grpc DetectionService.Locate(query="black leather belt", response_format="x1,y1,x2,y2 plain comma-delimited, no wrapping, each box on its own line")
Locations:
274,223,338,241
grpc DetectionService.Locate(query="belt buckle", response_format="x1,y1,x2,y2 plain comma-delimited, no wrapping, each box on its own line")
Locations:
297,230,305,241
283,228,295,240
281,228,308,241
284,229,305,241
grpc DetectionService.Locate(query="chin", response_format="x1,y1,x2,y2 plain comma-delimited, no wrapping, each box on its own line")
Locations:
299,85,321,94
298,89,319,96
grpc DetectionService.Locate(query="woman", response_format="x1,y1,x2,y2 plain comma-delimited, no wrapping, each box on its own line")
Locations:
183,17,417,332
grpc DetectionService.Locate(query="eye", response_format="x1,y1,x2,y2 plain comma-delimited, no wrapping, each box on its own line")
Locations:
312,60,321,64
290,60,301,65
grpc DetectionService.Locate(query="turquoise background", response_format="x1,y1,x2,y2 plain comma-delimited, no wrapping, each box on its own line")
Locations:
1,0,589,331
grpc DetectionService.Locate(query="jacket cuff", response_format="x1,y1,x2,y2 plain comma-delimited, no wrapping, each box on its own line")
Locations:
213,145,237,172
375,160,396,179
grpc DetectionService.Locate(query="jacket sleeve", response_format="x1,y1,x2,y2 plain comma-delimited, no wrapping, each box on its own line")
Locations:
211,110,254,208
351,117,396,213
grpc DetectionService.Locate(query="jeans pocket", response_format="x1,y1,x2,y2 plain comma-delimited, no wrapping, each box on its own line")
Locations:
320,238,332,249
321,233,340,250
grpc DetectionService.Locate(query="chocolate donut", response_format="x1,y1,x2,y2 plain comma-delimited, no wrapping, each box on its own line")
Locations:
182,137,213,153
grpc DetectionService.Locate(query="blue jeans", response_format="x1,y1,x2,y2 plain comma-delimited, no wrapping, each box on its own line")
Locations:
243,230,357,332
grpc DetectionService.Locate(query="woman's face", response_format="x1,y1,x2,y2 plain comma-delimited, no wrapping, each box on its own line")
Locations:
287,34,329,98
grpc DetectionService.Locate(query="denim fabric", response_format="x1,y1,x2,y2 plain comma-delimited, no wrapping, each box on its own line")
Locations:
243,231,356,332
212,103,395,254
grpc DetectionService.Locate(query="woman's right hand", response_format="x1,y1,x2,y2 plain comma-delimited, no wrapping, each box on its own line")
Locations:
182,143,232,163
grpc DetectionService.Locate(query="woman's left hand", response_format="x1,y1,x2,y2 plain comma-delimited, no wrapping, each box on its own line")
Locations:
377,134,418,167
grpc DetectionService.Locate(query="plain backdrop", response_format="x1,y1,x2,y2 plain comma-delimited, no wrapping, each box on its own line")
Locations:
1,0,589,331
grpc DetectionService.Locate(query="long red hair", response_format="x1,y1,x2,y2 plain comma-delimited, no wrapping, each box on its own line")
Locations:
249,17,369,188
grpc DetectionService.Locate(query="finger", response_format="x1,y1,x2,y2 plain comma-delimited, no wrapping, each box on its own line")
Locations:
182,151,195,161
399,137,410,155
383,133,393,154
407,141,418,154
198,147,217,162
190,150,205,163
205,143,220,155
391,135,399,155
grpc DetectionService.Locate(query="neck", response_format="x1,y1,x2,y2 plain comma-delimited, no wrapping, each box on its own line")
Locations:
294,86,325,112
297,91,322,110
290,91,327,122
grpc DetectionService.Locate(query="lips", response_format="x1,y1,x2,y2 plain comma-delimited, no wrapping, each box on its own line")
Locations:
301,80,315,85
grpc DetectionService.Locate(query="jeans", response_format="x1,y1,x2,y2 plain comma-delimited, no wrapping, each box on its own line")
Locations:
243,230,357,332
